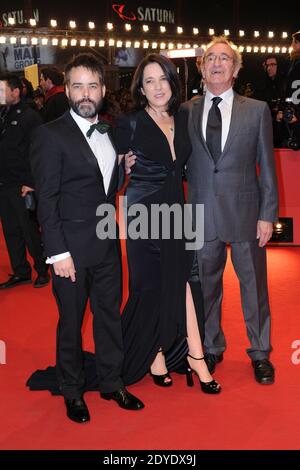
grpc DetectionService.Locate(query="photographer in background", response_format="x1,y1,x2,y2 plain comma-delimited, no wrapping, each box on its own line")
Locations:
273,97,300,150
255,56,285,146
285,30,300,105
272,31,300,150
256,56,285,108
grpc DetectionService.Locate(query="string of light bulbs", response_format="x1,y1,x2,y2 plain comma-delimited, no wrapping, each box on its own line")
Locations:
0,19,293,54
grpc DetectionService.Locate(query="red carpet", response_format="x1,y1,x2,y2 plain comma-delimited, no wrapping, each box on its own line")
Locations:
0,229,300,450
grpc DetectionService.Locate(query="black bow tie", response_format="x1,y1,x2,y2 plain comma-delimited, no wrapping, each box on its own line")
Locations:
86,121,110,138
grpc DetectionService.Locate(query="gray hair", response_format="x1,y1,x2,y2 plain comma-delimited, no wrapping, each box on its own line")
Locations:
203,35,242,71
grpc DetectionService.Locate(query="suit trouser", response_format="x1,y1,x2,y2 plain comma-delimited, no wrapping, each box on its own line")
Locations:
197,238,272,361
52,250,124,399
0,186,46,278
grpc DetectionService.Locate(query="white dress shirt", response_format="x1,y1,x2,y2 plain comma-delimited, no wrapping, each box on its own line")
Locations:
202,87,234,152
46,109,116,264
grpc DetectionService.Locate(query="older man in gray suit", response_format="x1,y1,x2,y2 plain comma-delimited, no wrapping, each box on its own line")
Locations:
185,36,278,384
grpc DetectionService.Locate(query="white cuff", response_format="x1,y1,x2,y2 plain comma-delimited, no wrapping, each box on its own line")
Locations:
46,252,71,264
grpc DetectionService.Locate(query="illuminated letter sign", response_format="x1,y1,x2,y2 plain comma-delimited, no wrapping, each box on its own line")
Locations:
112,4,136,21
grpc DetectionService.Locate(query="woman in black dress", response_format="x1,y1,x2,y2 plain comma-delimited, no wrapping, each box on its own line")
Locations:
115,54,221,393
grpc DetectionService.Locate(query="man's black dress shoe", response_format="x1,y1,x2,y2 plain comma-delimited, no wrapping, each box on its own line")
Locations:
252,359,275,385
34,273,50,288
204,353,224,374
64,397,90,423
0,274,32,289
101,387,145,410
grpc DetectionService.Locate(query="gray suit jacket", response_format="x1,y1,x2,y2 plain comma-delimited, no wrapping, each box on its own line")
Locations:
184,92,278,242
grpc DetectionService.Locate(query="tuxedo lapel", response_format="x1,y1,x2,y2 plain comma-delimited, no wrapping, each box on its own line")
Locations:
191,93,245,165
106,128,119,199
64,112,105,187
64,113,120,199
107,127,117,154
217,93,244,164
192,98,213,161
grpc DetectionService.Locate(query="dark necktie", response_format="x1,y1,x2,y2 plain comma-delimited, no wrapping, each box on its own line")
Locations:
86,120,110,138
206,96,222,162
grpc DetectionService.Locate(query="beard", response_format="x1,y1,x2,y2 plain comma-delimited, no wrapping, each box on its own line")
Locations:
69,96,103,119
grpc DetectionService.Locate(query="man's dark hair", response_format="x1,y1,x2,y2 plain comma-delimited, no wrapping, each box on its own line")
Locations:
64,53,105,85
264,55,277,64
0,73,22,95
131,53,181,115
40,67,64,86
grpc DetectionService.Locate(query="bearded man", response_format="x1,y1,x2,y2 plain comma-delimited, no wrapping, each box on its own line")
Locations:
30,53,144,423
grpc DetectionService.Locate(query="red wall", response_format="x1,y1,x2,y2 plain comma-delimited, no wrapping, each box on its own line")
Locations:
275,149,300,245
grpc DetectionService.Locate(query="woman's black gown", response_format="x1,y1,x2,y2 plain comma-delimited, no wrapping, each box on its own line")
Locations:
115,109,204,385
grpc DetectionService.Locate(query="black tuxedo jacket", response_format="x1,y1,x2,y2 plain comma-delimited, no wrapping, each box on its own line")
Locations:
0,101,42,188
30,111,123,267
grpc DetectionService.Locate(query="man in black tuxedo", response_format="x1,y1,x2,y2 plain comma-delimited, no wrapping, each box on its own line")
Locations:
30,53,144,423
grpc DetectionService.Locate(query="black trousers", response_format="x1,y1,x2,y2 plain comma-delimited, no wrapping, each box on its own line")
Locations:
51,245,124,399
0,186,47,278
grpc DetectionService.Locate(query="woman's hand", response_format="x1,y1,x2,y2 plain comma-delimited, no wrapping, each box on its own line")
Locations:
124,150,136,174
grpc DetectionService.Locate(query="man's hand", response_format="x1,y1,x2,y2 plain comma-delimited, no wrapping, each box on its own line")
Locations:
257,220,273,247
124,150,136,175
53,257,76,282
21,185,34,197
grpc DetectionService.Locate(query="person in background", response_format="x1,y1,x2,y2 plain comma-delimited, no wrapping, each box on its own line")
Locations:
0,74,49,289
39,66,69,122
285,30,300,105
188,51,204,100
32,87,45,116
21,77,37,110
256,56,285,107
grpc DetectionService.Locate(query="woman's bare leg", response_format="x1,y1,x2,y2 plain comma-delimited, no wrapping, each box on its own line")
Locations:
186,282,215,383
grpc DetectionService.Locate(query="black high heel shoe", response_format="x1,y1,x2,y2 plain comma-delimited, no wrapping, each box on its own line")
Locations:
185,353,221,394
150,348,173,387
150,372,173,387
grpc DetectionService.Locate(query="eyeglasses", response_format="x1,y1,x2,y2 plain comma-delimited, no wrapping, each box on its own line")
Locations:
205,53,234,63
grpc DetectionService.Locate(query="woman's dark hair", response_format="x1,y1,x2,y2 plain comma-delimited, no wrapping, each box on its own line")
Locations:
21,77,34,99
131,53,181,115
